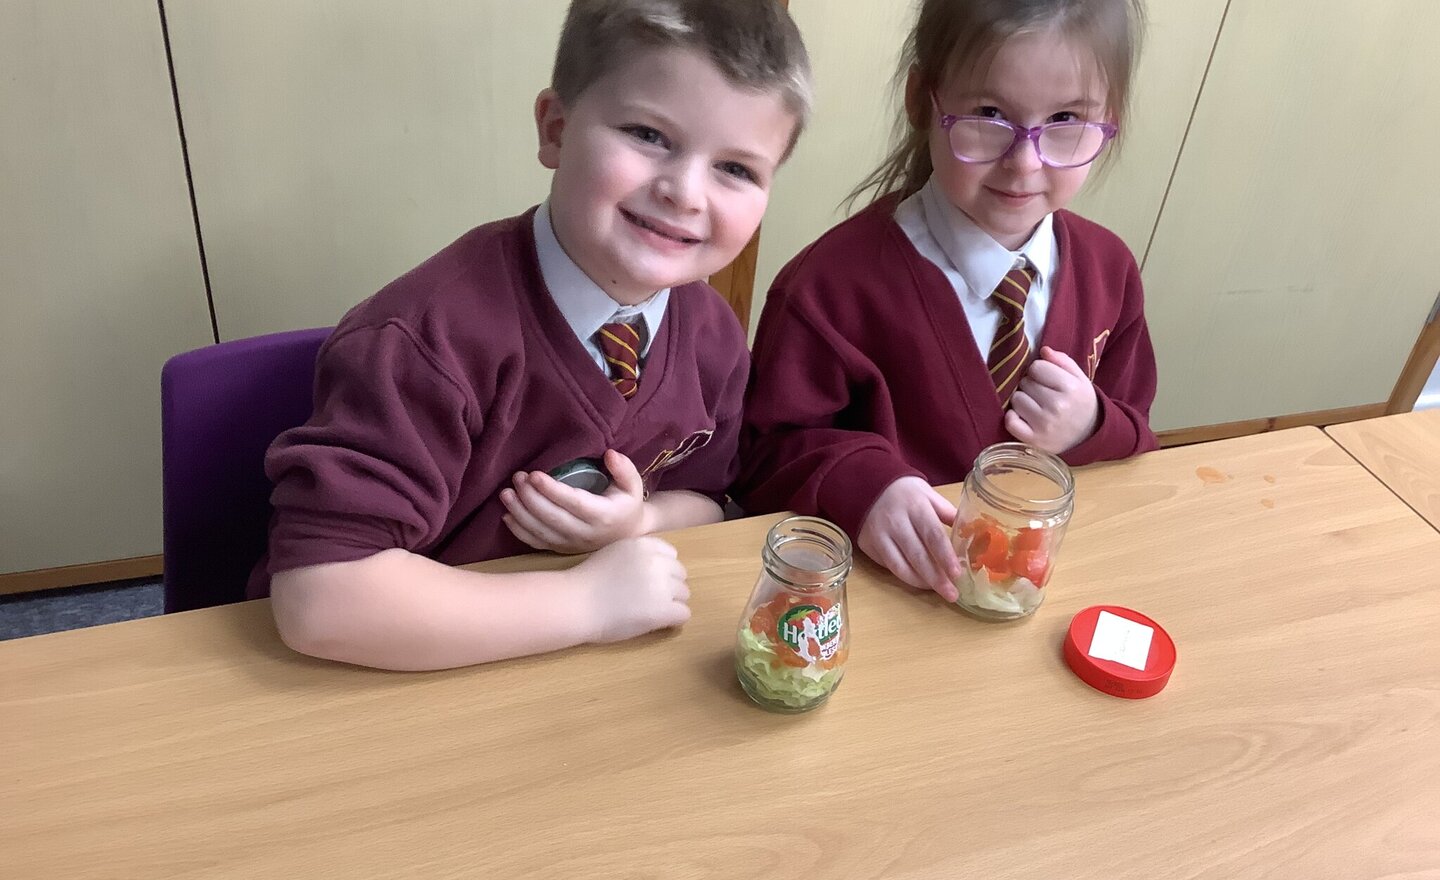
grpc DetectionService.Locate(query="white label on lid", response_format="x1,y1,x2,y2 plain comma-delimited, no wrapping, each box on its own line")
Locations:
1087,610,1154,671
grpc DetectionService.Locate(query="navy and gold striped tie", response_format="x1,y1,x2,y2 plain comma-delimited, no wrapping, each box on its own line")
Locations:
987,263,1034,405
598,321,642,399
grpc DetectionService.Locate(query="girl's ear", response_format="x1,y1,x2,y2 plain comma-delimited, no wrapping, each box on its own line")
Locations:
903,65,929,130
534,89,567,170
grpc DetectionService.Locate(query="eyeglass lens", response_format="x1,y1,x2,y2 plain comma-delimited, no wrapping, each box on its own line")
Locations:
949,119,1107,167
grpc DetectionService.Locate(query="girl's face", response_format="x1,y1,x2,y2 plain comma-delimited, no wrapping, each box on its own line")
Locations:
926,28,1110,250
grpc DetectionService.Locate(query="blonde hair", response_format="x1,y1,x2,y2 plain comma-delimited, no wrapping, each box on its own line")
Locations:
851,0,1145,207
552,0,813,142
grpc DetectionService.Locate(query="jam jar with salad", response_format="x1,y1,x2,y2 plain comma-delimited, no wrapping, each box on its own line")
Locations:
735,516,851,713
951,443,1074,620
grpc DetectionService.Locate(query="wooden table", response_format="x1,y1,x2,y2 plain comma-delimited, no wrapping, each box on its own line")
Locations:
5,427,1440,879
1327,408,1440,531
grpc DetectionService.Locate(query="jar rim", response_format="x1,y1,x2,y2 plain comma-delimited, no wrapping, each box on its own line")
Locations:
762,515,853,589
970,442,1075,514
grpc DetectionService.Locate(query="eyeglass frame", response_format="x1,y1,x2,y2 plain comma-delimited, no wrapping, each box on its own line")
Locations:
930,92,1118,169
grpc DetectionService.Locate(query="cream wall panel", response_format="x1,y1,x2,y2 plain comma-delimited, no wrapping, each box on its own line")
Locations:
1143,0,1440,430
0,1,212,573
753,0,1226,335
165,1,567,339
750,0,913,334
1067,0,1228,253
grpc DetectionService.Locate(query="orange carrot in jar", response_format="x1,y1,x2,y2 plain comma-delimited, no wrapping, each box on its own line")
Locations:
1013,527,1047,553
1009,549,1050,584
967,521,1010,571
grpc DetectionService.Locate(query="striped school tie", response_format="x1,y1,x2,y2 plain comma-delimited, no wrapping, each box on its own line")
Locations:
597,320,642,399
987,262,1035,406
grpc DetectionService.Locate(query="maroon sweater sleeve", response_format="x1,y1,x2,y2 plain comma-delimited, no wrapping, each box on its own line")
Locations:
264,321,477,574
736,274,923,539
1060,246,1159,466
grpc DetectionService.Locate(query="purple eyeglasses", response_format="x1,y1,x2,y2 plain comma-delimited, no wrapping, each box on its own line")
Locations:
932,92,1117,169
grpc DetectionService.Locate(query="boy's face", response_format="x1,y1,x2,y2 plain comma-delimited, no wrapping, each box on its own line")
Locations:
536,47,796,305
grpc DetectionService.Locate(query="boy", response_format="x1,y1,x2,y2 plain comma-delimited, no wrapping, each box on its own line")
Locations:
251,0,811,670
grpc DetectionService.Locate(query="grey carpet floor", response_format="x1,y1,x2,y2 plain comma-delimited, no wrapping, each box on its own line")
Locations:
0,578,164,641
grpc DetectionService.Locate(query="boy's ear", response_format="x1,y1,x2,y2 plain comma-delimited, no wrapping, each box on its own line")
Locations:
534,88,566,170
903,65,929,130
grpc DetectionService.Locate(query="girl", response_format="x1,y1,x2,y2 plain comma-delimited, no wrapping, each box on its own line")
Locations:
735,0,1157,601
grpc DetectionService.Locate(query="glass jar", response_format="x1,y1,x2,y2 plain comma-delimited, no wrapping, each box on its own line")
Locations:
951,443,1075,621
735,516,852,713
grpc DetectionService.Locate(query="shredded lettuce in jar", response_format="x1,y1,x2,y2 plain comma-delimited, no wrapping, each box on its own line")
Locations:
956,573,1043,615
736,627,842,709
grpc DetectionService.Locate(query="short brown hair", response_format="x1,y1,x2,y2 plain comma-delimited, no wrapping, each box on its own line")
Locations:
552,0,812,135
852,0,1145,207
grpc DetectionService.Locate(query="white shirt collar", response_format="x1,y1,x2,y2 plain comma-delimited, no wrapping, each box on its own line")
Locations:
533,201,670,354
917,178,1057,301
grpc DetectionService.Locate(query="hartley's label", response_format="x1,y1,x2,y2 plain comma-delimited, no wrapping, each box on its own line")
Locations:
777,604,844,665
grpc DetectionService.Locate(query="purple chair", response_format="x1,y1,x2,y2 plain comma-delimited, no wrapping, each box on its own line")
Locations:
160,328,331,613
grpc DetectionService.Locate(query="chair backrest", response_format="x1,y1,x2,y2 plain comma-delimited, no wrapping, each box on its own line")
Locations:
160,328,331,613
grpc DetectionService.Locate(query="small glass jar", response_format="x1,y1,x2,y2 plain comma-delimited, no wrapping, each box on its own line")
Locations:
735,516,852,713
951,443,1075,621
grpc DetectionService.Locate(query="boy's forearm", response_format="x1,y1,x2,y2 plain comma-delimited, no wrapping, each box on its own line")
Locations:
270,549,596,671
641,489,723,534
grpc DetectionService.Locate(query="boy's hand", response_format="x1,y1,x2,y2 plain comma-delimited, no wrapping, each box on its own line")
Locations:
569,536,691,642
1004,347,1100,454
857,476,961,602
501,449,652,554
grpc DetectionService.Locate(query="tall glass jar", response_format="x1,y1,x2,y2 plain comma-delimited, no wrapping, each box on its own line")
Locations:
735,516,852,713
951,443,1075,621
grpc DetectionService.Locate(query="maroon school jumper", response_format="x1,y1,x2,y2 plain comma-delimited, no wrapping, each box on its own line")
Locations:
248,208,747,597
735,197,1157,539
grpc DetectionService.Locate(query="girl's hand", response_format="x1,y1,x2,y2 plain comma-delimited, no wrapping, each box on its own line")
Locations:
501,449,653,554
857,476,961,601
1004,347,1100,454
568,536,691,643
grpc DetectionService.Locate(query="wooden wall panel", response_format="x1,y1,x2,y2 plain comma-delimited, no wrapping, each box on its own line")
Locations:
1067,0,1230,253
0,1,212,574
165,1,567,339
1143,0,1440,430
748,0,913,337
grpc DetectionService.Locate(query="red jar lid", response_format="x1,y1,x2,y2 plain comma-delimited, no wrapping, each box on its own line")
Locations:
1064,605,1176,699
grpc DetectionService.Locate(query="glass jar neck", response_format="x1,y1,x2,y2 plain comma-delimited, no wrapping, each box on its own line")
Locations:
761,516,852,591
968,443,1074,519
